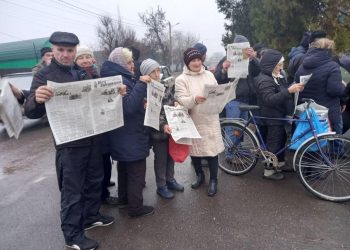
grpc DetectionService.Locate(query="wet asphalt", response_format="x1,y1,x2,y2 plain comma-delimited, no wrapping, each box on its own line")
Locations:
0,121,349,250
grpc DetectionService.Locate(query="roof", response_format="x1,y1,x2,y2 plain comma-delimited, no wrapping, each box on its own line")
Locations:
0,37,51,70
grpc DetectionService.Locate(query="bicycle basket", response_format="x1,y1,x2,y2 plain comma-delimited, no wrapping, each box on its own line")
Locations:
290,107,329,151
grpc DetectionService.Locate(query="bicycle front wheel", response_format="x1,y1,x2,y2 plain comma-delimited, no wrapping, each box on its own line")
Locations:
295,134,350,202
218,121,259,175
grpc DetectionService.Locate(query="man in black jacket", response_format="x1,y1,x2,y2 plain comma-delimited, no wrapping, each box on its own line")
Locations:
24,31,113,250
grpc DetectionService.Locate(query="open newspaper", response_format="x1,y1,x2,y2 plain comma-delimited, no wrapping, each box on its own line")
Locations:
45,76,124,145
164,105,201,145
0,81,24,138
227,42,250,78
144,80,166,130
198,78,240,114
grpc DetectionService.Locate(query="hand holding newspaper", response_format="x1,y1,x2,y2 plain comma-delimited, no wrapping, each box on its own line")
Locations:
0,81,24,138
45,76,124,145
198,77,240,114
164,105,201,145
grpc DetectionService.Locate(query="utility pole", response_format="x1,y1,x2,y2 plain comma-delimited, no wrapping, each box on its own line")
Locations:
168,21,179,70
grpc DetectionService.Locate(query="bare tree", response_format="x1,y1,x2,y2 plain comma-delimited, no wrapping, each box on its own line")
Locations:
97,15,137,57
139,6,169,65
172,31,199,71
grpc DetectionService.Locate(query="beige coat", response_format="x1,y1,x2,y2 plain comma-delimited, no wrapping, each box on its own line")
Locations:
175,66,224,157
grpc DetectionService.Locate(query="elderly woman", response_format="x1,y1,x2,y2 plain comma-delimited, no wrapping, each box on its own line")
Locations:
295,38,345,135
175,48,224,197
75,45,99,79
100,47,154,218
256,49,303,180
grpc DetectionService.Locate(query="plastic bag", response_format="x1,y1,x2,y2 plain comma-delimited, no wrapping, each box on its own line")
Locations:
290,107,329,151
169,136,190,163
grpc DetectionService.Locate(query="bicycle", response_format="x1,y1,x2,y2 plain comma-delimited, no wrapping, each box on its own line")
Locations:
218,99,350,202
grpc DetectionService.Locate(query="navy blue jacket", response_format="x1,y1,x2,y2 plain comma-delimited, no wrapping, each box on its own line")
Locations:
287,46,307,84
295,48,344,124
100,61,150,162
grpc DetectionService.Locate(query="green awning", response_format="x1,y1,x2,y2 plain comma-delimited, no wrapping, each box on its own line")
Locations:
0,37,51,69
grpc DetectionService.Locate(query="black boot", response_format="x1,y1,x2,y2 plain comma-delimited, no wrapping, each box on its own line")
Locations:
207,179,217,197
191,172,205,189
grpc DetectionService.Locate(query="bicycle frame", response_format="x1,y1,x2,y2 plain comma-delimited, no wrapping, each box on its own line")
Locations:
228,107,333,166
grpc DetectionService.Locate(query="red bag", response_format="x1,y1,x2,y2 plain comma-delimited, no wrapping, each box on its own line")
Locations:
169,136,190,163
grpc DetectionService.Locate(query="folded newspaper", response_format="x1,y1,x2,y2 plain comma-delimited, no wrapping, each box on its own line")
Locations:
144,80,165,130
164,105,201,145
45,76,124,145
227,42,250,78
0,81,24,138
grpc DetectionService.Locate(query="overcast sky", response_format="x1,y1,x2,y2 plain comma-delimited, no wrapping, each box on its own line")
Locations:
0,0,227,57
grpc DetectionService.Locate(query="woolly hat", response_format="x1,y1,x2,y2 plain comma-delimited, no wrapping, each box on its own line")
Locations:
183,48,202,66
260,49,283,75
75,45,93,61
108,47,131,70
234,35,249,43
140,58,160,76
193,43,207,56
309,30,327,44
40,47,52,57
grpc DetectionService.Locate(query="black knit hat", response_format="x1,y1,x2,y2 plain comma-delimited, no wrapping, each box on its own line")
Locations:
309,30,326,44
300,31,311,49
183,48,202,66
40,47,52,57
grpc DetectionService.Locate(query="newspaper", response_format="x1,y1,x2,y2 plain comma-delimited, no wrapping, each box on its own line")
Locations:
164,105,201,145
45,76,124,145
293,74,313,114
0,81,24,138
144,80,166,130
227,42,250,78
198,78,240,114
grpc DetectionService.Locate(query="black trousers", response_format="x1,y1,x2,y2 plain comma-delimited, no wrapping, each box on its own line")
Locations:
191,155,219,180
266,125,287,162
56,146,103,243
151,138,175,188
101,153,112,200
117,159,146,213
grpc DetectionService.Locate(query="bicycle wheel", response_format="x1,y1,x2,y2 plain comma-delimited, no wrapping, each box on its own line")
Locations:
295,134,350,202
218,121,259,175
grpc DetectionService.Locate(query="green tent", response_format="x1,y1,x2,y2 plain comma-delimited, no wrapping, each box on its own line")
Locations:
0,37,51,75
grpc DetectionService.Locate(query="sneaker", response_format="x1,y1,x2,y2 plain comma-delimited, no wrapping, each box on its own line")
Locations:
166,179,184,192
263,169,285,180
102,196,128,208
157,186,174,199
84,213,114,230
65,236,98,250
128,205,154,218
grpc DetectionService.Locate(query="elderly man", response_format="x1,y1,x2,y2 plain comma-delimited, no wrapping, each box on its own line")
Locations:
24,31,113,250
32,46,53,75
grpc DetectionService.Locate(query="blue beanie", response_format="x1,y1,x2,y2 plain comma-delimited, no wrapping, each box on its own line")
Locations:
193,43,207,56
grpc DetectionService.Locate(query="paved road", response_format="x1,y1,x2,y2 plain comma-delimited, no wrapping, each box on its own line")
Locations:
0,123,349,249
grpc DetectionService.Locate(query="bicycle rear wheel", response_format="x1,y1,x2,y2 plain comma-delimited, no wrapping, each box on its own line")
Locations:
295,134,350,202
218,121,259,175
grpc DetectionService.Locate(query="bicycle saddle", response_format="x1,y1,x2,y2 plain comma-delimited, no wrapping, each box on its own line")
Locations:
238,104,260,111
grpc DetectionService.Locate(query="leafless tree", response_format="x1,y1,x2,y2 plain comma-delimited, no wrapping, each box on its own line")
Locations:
172,31,199,71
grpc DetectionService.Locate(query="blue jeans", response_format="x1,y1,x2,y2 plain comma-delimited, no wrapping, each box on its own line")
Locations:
224,100,248,159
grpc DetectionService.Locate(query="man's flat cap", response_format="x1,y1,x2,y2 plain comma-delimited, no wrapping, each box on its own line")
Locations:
49,31,79,46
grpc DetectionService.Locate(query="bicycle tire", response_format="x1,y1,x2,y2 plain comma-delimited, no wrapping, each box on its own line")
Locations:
218,121,259,175
295,134,350,202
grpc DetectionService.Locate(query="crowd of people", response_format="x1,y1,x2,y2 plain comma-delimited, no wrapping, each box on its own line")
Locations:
19,29,350,250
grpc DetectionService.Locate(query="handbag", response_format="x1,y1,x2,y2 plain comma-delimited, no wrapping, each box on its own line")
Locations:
290,107,329,151
168,136,189,163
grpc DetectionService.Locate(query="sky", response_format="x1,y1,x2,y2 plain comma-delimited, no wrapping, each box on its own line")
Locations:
0,0,227,57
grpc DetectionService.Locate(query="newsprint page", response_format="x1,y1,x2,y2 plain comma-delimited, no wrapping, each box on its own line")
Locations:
45,76,124,145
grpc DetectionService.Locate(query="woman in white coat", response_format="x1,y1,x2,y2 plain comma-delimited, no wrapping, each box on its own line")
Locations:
175,48,224,196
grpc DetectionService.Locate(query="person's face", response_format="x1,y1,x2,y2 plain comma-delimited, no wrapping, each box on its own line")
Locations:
273,61,284,75
188,58,202,72
126,59,135,73
149,68,161,81
52,45,76,66
75,54,94,68
42,52,53,65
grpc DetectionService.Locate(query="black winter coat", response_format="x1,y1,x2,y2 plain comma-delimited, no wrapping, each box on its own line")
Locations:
24,59,99,149
100,61,150,162
294,48,345,124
